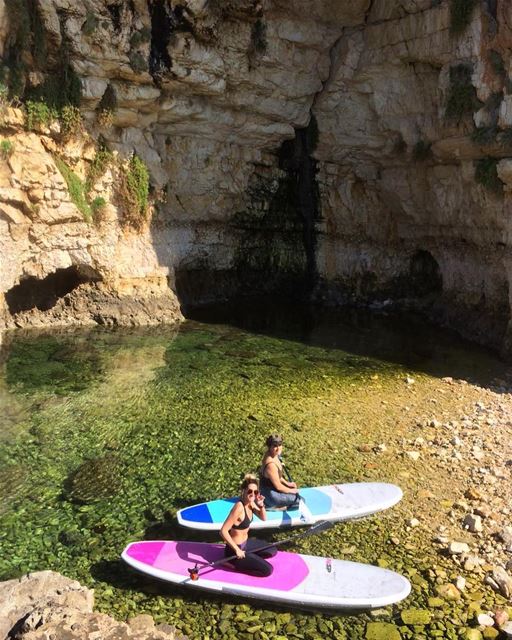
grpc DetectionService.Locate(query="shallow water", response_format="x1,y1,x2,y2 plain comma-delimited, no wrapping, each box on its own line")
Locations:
0,300,508,639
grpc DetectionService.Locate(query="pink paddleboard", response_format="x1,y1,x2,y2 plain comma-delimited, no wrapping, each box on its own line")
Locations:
122,540,411,610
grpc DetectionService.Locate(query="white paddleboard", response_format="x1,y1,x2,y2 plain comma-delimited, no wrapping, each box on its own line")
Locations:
177,482,402,531
122,540,411,610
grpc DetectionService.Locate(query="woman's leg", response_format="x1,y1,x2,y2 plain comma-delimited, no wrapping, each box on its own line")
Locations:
234,553,273,577
225,541,274,576
246,538,277,559
263,488,300,510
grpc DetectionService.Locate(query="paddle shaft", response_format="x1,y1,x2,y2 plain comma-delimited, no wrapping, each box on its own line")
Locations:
278,454,294,484
188,519,334,579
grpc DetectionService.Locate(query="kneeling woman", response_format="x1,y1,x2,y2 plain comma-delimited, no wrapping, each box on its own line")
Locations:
220,474,276,577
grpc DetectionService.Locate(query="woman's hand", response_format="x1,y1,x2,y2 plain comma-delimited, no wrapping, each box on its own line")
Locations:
235,547,246,559
288,481,298,489
255,493,265,509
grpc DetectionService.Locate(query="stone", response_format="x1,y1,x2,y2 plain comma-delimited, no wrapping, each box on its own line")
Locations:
449,541,470,555
365,621,402,640
501,621,512,639
463,514,483,533
436,583,461,600
400,609,432,625
485,566,512,599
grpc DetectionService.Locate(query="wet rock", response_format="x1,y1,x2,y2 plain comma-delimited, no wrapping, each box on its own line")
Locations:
477,613,495,626
365,621,401,640
435,583,462,600
400,609,432,625
495,609,510,626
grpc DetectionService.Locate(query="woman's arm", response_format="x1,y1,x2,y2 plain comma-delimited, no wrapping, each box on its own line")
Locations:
220,503,245,558
253,494,267,521
266,462,298,494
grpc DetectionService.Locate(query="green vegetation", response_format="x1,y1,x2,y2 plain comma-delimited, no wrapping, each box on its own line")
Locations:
0,82,9,104
449,0,477,35
85,146,114,196
25,100,56,130
91,196,107,222
445,63,481,121
26,64,82,110
96,84,117,127
251,19,267,54
471,125,498,145
128,51,148,73
59,105,83,138
489,50,506,77
5,334,104,394
474,157,503,194
82,10,99,36
498,127,512,148
130,27,152,48
118,154,150,228
248,18,268,68
54,156,92,221
0,139,14,159
412,139,432,161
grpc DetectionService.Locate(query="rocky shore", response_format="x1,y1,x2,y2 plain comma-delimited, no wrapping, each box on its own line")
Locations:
0,571,186,640
354,374,512,639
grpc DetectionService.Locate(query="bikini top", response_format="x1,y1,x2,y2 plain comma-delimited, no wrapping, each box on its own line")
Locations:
231,503,253,531
260,460,282,488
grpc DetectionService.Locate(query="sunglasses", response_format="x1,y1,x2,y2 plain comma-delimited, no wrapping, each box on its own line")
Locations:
246,489,258,495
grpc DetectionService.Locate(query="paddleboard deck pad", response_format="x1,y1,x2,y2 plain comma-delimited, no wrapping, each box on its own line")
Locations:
122,540,411,609
177,482,402,531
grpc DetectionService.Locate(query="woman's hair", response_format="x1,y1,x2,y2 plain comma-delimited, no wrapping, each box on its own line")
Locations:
240,473,259,491
265,433,283,448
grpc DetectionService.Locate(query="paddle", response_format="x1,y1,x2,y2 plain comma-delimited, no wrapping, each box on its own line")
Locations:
277,455,313,521
278,454,294,484
187,519,334,580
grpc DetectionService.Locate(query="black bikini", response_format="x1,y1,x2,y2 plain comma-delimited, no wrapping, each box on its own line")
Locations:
230,503,253,530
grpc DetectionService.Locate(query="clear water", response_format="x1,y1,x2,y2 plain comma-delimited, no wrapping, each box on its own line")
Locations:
0,299,507,638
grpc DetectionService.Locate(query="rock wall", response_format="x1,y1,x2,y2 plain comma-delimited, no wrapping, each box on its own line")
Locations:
1,0,512,350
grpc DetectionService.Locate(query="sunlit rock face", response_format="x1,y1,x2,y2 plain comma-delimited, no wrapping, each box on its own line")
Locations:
1,0,512,350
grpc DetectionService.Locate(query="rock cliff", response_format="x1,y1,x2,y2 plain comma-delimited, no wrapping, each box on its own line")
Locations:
1,0,512,351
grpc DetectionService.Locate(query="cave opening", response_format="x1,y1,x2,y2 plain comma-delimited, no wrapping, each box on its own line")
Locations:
149,0,173,76
5,266,98,315
409,250,443,297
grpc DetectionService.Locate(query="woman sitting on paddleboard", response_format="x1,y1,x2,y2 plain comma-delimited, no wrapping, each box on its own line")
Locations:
220,474,276,577
259,434,300,510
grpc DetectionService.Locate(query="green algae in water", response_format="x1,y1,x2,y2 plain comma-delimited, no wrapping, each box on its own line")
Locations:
5,334,105,394
0,309,509,639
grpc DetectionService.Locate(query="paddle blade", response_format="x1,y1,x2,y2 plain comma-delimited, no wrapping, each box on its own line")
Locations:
188,567,199,581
